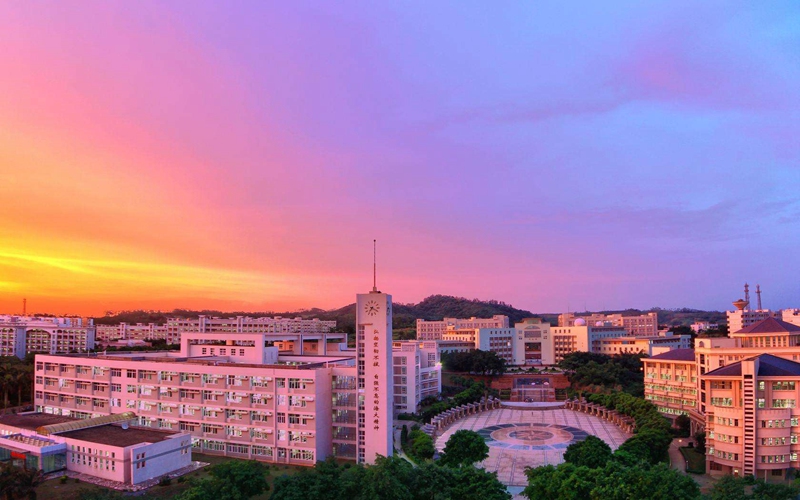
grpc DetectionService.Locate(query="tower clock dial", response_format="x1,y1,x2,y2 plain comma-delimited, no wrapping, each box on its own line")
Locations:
364,300,380,316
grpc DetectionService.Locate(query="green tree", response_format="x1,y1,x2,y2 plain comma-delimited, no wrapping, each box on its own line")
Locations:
708,475,748,500
674,414,690,437
176,460,268,500
407,430,435,461
450,465,511,500
563,436,612,469
439,430,489,467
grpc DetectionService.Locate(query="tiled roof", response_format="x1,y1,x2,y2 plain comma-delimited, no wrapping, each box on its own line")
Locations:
705,354,800,377
735,318,800,335
648,348,695,361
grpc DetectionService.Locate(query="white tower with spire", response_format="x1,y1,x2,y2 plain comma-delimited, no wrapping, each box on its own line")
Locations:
355,241,393,463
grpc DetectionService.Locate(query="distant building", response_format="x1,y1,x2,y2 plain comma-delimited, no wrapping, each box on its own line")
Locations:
0,316,96,358
543,323,629,365
514,318,551,365
558,312,658,337
782,309,800,328
439,328,517,365
691,321,719,333
416,315,509,341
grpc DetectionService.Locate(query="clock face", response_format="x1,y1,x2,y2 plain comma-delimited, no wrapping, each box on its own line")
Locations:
364,300,380,316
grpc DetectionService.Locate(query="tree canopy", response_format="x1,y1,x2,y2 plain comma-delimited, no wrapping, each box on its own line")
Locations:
175,460,269,500
442,350,506,376
562,435,612,469
524,461,700,500
270,456,510,500
439,430,489,467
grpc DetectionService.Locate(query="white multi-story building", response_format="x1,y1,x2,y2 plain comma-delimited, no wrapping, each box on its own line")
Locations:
595,332,691,357
514,318,551,365
439,328,517,365
416,315,509,341
782,310,800,328
33,290,394,467
0,316,96,358
543,322,629,365
391,341,441,415
97,316,339,346
96,323,171,344
558,312,658,337
691,322,719,333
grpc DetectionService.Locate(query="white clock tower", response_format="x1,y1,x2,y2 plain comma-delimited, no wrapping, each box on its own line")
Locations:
355,284,393,464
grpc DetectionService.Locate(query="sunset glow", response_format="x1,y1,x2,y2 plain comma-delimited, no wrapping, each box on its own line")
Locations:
1,2,798,315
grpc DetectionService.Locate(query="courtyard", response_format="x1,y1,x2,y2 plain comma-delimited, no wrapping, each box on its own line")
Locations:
434,407,630,487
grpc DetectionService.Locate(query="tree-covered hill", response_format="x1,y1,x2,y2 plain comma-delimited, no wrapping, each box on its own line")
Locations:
93,295,537,334
92,297,726,334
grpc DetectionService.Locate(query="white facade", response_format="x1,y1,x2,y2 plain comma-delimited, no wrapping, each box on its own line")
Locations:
543,325,629,365
416,315,509,341
356,291,393,464
391,341,441,415
0,316,96,358
514,318,551,365
782,310,800,328
727,309,778,333
558,312,658,337
440,327,518,365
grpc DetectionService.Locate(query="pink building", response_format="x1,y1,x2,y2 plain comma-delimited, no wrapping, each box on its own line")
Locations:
34,290,394,467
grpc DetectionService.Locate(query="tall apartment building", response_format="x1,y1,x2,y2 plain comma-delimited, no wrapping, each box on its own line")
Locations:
391,341,441,415
643,317,800,480
0,316,96,358
416,315,509,341
558,312,658,337
33,291,393,467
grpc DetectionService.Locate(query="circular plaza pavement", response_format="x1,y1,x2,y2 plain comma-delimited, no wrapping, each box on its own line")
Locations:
435,408,630,487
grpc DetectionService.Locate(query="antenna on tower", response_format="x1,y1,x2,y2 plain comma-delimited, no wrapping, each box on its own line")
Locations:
22,298,26,316
756,284,762,311
372,239,378,293
744,283,750,311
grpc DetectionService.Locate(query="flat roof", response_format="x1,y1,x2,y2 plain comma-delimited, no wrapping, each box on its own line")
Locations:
58,424,177,447
0,413,76,431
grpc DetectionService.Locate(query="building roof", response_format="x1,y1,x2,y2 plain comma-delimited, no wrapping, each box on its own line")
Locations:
58,424,178,447
37,411,136,435
734,317,800,335
647,348,695,361
0,413,75,431
705,354,800,377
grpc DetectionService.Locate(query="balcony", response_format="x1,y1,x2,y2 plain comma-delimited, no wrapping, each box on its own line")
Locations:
203,413,226,423
180,378,202,388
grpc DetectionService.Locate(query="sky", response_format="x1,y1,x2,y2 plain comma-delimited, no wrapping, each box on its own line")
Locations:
0,2,798,316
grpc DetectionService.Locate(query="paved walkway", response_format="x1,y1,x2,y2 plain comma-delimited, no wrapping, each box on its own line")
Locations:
668,439,714,491
435,408,630,488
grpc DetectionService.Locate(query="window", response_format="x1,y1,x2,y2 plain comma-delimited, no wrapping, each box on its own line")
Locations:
277,413,286,423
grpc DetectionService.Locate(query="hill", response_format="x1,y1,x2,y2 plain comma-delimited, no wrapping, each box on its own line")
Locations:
93,295,537,334
93,298,726,334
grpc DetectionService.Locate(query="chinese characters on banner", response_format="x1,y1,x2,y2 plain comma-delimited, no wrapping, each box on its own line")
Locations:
372,328,381,431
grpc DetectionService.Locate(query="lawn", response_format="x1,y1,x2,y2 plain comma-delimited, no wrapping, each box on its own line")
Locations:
36,453,309,500
679,446,706,474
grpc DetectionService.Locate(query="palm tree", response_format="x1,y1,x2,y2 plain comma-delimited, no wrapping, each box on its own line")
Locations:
12,465,45,500
12,364,32,407
0,463,16,500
